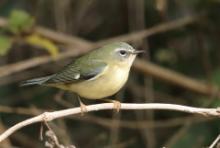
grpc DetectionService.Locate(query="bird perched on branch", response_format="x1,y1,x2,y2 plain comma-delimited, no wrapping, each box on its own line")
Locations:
21,42,143,112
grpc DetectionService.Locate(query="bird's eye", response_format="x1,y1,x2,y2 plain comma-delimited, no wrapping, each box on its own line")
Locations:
119,50,127,56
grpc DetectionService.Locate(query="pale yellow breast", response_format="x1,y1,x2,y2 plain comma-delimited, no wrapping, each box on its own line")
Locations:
56,65,130,99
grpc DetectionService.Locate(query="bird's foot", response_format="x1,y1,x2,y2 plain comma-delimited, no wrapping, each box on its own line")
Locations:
112,100,121,113
79,101,87,115
78,97,87,115
100,99,121,113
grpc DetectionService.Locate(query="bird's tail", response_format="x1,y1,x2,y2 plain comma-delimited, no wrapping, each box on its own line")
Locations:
20,75,53,86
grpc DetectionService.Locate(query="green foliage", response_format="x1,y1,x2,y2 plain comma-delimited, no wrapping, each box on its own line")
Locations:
7,9,34,34
25,34,59,58
0,9,58,57
0,35,12,55
0,10,35,56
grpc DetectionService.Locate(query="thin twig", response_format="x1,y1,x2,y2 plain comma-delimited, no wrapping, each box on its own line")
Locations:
36,26,93,49
0,49,91,78
0,105,216,129
0,103,220,143
0,122,12,147
96,14,198,46
209,134,220,148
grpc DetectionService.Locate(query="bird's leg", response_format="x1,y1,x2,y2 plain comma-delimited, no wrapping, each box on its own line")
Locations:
77,96,87,115
102,99,121,112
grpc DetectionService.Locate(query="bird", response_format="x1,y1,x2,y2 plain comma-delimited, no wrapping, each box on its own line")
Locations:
21,42,143,112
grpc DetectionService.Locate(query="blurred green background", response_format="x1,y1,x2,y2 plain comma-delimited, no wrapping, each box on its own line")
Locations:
0,0,220,147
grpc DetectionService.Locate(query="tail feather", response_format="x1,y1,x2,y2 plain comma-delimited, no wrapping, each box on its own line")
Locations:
20,75,53,86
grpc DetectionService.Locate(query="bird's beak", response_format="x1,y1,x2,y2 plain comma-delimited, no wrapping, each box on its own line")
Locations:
132,50,145,54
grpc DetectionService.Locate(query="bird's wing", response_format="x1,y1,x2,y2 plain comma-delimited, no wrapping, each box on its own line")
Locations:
46,60,107,84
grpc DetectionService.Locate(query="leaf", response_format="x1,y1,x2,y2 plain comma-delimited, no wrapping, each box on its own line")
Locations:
25,34,59,58
8,9,34,34
0,35,12,56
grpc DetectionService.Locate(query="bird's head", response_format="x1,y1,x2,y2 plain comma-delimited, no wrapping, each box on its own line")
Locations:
96,42,143,67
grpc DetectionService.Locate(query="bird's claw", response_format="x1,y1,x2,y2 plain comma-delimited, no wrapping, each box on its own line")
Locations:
79,101,87,115
112,100,121,112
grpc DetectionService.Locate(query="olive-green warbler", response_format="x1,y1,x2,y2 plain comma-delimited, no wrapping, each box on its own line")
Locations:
21,42,143,112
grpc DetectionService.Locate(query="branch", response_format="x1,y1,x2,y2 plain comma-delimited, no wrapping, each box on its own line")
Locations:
0,15,197,78
0,17,92,49
35,26,93,49
0,103,220,143
0,49,91,78
134,59,220,96
0,105,215,129
96,14,198,46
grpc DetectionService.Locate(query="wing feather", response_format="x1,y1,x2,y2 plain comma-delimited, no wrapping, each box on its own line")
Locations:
46,60,107,84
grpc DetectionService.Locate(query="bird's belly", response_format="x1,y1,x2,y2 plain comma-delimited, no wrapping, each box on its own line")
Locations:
68,67,129,99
